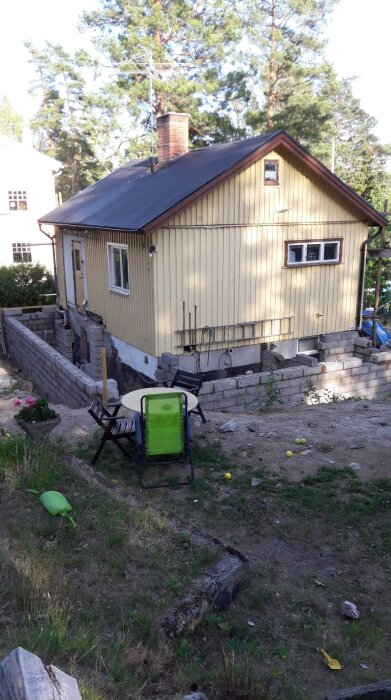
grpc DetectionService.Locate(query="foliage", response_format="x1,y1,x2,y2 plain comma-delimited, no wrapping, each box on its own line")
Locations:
80,0,241,152
214,649,272,699
263,370,282,407
0,264,55,308
25,0,391,209
242,0,336,141
0,96,23,142
14,396,57,423
26,42,114,200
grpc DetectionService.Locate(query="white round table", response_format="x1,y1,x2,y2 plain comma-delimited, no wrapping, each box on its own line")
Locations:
121,387,198,413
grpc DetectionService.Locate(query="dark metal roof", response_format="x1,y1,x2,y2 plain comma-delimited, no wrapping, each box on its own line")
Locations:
39,129,388,231
38,132,279,231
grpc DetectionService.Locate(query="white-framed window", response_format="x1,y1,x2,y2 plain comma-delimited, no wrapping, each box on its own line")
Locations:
12,242,32,263
286,240,341,266
107,243,130,294
8,190,28,211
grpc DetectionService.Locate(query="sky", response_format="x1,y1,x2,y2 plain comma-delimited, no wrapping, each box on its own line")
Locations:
0,0,390,145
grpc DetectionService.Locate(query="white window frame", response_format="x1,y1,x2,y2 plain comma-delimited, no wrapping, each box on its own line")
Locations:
12,242,32,263
8,190,28,211
287,240,341,266
107,243,130,295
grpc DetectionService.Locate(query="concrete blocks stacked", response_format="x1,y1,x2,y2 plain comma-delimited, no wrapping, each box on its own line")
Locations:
84,324,105,380
3,313,111,408
317,330,358,362
197,345,391,412
156,352,180,383
54,321,73,362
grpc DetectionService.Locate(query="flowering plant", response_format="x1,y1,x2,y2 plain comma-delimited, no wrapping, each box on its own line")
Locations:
14,396,57,423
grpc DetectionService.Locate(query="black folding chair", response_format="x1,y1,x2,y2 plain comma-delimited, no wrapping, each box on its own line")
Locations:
88,398,135,466
169,369,207,423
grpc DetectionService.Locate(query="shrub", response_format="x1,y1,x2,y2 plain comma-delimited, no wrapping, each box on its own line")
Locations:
0,263,55,307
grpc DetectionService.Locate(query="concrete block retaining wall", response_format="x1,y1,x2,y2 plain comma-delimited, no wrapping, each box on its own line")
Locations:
3,311,391,412
198,353,391,411
3,312,101,407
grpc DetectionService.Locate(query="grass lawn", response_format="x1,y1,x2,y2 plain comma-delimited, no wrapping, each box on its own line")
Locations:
73,431,391,699
0,433,220,699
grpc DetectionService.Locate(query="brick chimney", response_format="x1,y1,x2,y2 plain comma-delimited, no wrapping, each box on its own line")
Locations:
156,112,189,167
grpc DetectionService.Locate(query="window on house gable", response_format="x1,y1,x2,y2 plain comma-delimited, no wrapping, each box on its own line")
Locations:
287,240,341,266
264,160,279,185
12,242,32,263
8,190,28,211
108,243,130,294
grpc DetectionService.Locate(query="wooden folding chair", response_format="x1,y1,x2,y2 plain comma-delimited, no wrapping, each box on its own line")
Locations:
169,369,207,423
88,398,135,466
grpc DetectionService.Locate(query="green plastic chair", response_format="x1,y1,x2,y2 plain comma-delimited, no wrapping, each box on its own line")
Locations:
135,392,194,488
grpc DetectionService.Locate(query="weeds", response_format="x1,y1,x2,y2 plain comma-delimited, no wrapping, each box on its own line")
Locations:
263,371,282,408
214,649,272,700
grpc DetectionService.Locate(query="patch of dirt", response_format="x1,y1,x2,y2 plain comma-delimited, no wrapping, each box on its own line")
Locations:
192,400,391,482
1,383,391,483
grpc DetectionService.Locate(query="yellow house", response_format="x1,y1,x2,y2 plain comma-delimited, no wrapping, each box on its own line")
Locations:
39,113,387,384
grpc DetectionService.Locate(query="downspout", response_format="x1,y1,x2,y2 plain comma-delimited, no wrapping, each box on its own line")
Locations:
39,224,59,303
355,226,384,329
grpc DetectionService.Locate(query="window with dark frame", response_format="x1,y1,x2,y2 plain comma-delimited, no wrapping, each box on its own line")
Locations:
12,242,32,263
264,160,279,185
8,190,28,211
287,240,341,266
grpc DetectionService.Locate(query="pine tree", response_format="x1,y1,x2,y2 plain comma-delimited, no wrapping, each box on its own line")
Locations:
241,0,337,144
26,42,116,199
81,0,241,149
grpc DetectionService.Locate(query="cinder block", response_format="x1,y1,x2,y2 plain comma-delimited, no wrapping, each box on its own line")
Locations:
351,364,370,376
280,367,304,380
288,377,304,387
198,381,214,395
317,341,335,350
161,352,179,366
322,361,343,373
370,351,391,364
342,357,362,370
260,370,283,383
223,388,245,398
329,347,349,356
294,354,319,366
354,337,372,348
320,331,358,342
237,373,260,388
303,365,322,376
212,378,238,393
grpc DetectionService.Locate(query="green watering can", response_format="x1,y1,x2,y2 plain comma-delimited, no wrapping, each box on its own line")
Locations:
28,489,77,528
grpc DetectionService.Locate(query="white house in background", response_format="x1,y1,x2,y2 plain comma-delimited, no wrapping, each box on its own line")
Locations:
0,133,61,271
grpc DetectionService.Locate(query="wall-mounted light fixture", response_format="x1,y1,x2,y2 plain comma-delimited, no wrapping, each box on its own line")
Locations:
148,245,157,257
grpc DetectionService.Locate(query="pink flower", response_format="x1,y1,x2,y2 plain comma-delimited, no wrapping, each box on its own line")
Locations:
25,397,37,407
14,399,22,407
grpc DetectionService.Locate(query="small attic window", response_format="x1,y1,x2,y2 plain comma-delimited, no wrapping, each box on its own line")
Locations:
264,160,279,185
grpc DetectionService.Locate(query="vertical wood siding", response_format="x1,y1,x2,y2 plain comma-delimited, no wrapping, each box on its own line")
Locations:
84,230,155,354
154,149,369,356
